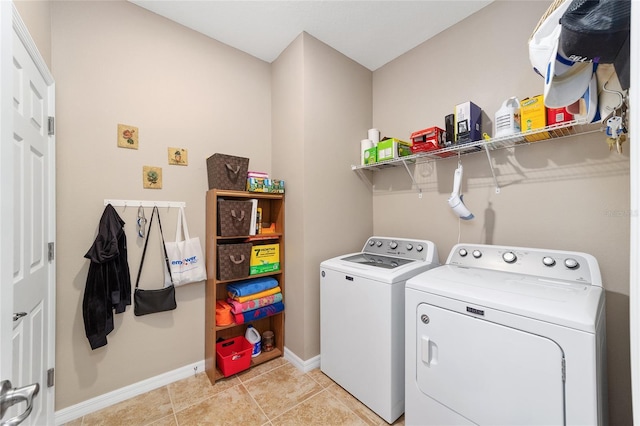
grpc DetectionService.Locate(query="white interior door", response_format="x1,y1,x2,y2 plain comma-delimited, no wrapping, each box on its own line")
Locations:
629,2,639,424
0,6,55,426
416,302,565,426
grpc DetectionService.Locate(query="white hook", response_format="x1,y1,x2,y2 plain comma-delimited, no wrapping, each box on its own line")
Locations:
602,80,624,112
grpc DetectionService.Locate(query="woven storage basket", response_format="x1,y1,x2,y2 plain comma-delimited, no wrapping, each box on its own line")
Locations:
217,243,252,281
206,153,249,191
217,200,252,236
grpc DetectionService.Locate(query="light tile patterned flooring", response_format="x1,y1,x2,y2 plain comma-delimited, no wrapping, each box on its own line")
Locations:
63,357,405,426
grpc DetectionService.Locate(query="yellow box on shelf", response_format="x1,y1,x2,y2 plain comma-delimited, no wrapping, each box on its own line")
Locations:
520,95,551,142
250,244,280,275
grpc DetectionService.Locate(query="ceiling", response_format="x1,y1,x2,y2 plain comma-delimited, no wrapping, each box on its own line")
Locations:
129,1,494,71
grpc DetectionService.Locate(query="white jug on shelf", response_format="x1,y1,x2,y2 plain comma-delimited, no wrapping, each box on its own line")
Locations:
245,325,261,357
494,97,521,138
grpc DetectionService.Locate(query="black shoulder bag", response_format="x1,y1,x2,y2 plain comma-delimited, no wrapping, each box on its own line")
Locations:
134,206,177,316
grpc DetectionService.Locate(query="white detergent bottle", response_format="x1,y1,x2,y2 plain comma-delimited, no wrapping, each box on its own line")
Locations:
245,325,261,357
494,97,521,138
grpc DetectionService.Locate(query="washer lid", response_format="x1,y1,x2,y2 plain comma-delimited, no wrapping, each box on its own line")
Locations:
407,265,604,332
341,253,414,269
321,253,438,284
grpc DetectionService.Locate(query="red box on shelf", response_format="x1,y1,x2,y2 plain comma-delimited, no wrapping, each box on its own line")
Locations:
547,106,573,126
412,144,456,158
216,336,253,377
410,127,445,146
410,126,446,155
410,142,438,153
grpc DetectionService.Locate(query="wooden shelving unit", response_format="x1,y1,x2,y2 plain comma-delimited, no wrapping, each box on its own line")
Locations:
204,189,285,383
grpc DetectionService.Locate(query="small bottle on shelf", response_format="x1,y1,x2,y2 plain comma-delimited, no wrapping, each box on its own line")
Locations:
262,330,274,352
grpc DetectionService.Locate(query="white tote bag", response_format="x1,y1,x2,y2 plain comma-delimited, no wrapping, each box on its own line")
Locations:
164,207,207,286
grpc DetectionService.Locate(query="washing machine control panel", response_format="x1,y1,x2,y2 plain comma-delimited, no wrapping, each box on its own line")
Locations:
362,237,437,262
448,244,601,285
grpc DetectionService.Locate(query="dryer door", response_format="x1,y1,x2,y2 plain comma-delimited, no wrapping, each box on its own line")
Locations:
416,302,565,425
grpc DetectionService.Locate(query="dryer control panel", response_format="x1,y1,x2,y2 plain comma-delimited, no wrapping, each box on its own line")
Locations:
446,244,602,286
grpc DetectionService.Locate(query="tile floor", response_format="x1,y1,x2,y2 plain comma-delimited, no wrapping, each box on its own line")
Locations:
63,357,405,426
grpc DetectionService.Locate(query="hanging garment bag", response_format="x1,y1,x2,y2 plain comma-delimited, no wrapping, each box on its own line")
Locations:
164,206,207,286
134,206,177,316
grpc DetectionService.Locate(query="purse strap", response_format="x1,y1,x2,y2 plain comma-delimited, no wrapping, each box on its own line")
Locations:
135,206,174,289
175,206,191,242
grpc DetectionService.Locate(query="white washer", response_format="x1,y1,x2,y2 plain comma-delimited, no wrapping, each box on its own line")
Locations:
321,236,440,424
405,244,608,426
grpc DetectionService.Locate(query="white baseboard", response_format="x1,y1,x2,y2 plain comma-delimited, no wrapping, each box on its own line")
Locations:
284,347,320,373
54,360,205,425
54,347,320,425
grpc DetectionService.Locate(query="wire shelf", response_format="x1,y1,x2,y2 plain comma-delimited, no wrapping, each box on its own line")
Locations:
351,119,603,172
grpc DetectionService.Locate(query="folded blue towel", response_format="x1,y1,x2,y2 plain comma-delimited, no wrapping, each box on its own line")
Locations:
226,277,278,297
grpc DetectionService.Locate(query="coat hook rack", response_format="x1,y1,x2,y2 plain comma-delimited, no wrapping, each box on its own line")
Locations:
104,199,186,209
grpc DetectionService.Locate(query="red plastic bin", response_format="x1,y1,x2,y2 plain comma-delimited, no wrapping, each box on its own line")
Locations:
216,336,253,377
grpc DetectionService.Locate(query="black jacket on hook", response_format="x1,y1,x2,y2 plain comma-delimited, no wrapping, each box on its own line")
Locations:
83,204,132,349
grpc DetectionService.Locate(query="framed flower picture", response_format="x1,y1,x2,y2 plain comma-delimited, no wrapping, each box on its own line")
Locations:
117,124,139,149
143,166,162,189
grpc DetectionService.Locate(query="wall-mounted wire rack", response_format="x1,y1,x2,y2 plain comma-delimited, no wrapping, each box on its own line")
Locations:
351,119,603,194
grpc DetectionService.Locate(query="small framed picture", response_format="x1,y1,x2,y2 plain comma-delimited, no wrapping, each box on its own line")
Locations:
168,147,188,166
117,124,139,149
143,166,162,189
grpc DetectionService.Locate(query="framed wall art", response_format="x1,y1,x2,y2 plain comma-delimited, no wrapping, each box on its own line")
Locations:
143,166,162,189
168,147,188,166
117,124,139,149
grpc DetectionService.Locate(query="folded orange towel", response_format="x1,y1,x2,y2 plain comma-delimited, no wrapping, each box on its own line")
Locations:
228,286,281,304
215,300,233,326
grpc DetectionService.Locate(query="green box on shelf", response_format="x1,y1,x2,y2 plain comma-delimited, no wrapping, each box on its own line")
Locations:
269,179,285,193
363,147,377,164
376,138,412,162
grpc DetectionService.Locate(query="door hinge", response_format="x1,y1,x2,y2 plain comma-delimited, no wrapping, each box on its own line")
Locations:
47,368,54,388
48,116,54,136
48,242,54,261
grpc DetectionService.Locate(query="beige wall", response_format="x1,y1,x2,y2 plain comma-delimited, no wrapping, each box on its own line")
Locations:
272,33,373,359
13,0,51,69
272,34,306,358
302,34,373,357
372,1,631,423
51,0,271,409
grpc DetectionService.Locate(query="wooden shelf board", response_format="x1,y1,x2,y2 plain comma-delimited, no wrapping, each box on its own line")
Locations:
215,311,284,332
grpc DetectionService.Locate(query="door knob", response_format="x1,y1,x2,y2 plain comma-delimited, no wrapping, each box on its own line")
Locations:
0,380,40,426
12,313,26,322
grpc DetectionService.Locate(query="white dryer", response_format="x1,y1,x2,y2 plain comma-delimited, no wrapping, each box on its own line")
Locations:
321,237,440,424
405,244,607,426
